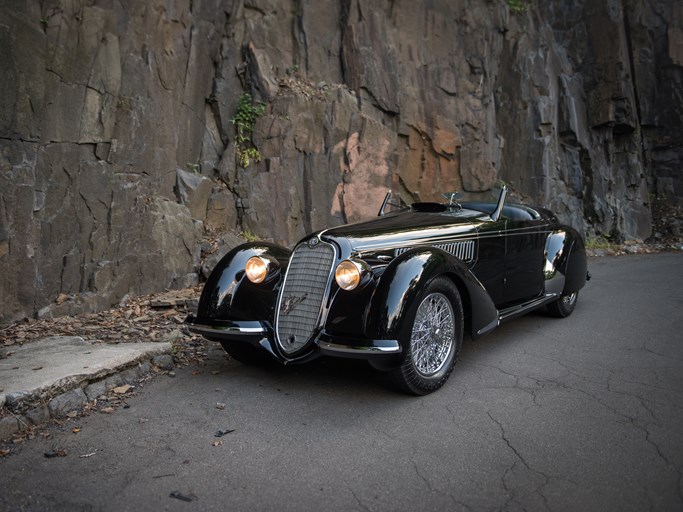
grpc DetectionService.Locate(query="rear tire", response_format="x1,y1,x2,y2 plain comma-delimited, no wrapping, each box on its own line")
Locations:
220,342,267,365
546,291,578,318
390,277,463,395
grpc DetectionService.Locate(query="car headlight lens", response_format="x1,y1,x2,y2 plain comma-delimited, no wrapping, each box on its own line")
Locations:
245,256,269,283
335,259,367,291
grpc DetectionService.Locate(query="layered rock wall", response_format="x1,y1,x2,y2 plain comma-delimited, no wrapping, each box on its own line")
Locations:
1,0,681,323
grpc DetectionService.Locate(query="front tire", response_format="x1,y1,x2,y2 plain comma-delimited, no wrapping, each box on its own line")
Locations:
546,291,578,318
390,277,464,395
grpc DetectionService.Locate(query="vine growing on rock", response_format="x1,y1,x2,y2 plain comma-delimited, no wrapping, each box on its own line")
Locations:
231,93,266,168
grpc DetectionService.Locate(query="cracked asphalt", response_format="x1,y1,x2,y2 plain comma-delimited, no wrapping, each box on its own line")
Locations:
2,253,682,511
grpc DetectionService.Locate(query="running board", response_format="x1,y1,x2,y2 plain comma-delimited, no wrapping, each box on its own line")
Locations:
498,293,559,323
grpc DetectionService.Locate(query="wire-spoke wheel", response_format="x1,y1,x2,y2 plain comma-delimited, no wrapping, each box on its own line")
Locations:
546,290,578,318
411,293,454,376
391,277,463,395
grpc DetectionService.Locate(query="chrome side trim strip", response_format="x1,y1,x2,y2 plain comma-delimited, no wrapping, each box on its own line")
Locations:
498,293,559,323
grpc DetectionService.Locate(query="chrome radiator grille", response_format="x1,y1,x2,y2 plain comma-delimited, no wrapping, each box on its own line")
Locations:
276,241,335,354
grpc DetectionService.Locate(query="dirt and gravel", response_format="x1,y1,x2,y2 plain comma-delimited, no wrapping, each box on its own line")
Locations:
1,288,200,349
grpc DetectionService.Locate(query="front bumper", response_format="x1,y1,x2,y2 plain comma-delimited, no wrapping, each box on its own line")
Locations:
184,315,401,363
184,315,267,340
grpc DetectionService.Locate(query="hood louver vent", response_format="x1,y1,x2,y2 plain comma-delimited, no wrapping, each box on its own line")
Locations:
395,240,476,262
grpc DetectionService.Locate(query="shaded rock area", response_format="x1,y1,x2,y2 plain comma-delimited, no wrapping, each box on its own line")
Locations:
1,0,682,323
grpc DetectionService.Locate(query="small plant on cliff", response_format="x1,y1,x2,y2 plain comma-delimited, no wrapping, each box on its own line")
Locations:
231,93,266,168
241,229,261,242
507,0,532,14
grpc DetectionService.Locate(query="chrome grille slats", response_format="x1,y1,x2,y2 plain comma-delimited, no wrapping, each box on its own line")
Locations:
394,240,475,261
276,242,335,354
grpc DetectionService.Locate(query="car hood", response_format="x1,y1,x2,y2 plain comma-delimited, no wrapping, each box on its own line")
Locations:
320,209,485,254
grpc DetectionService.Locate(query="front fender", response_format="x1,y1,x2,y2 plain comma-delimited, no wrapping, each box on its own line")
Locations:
544,228,588,296
366,248,498,342
196,242,292,323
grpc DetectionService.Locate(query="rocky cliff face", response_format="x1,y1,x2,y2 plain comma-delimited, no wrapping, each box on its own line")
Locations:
1,0,681,324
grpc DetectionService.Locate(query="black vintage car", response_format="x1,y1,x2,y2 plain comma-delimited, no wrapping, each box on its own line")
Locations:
186,187,589,395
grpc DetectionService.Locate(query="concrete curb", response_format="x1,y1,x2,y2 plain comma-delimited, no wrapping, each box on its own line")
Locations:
0,336,173,442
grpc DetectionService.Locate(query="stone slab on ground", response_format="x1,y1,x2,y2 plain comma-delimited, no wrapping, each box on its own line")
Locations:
0,336,171,410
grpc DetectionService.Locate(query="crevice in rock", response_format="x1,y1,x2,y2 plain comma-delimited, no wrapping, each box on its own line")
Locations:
294,0,309,75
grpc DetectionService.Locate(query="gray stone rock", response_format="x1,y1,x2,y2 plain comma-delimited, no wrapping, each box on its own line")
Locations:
201,231,247,278
48,388,88,417
118,367,141,385
138,361,152,376
4,390,31,409
84,380,108,401
173,273,199,289
668,218,683,238
102,374,123,391
245,42,281,101
149,197,200,287
0,415,19,442
24,404,50,426
176,169,213,222
152,354,175,371
206,186,238,232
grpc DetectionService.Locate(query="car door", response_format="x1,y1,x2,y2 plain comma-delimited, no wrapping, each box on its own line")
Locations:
472,219,507,307
502,207,547,306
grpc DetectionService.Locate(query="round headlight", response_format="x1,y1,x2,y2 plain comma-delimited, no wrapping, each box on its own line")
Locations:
335,260,364,291
245,256,268,283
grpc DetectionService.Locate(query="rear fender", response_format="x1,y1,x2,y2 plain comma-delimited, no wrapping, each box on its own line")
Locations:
366,248,498,342
197,243,291,322
561,229,588,294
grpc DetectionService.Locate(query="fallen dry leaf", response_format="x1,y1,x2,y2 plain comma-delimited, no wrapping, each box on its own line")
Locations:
100,407,114,414
72,427,81,433
112,385,132,394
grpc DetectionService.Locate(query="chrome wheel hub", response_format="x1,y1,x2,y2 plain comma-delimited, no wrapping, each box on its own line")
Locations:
410,292,454,376
563,292,577,305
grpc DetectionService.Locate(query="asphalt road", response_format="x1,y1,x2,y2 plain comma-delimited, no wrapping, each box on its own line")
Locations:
2,253,682,512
